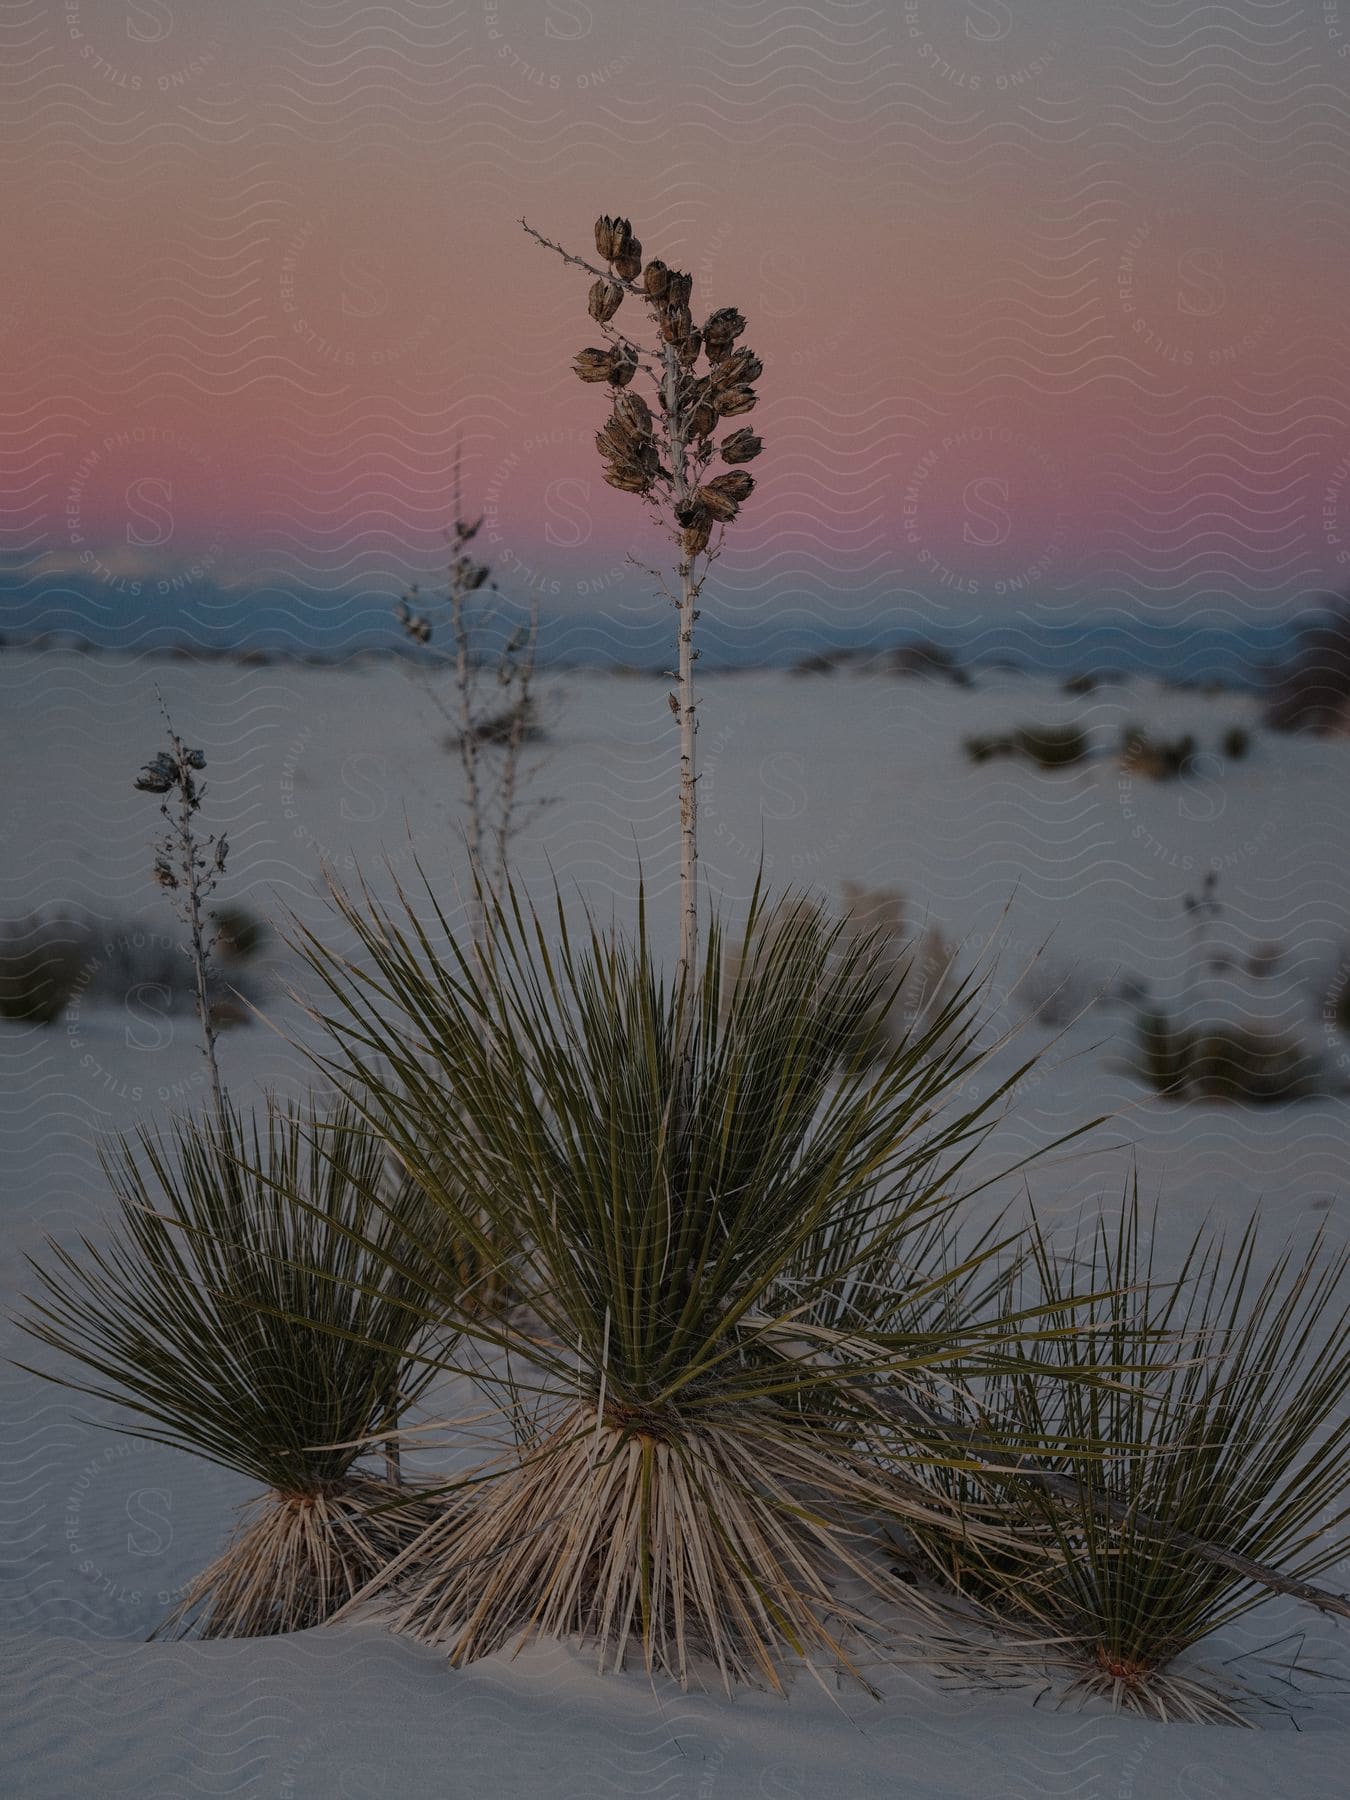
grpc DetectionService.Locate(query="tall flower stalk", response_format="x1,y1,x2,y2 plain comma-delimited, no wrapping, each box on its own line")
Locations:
134,712,229,1121
522,213,763,1074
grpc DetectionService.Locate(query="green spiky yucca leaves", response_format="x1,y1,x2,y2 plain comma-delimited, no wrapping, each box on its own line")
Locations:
287,872,1106,1691
19,1101,447,1638
894,1199,1350,1723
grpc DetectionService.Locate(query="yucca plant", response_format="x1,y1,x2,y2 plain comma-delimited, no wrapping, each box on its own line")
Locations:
280,867,1113,1692
892,1200,1350,1723
18,1100,448,1638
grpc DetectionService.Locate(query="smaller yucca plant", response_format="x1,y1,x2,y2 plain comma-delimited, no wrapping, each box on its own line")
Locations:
18,1101,447,1638
894,1200,1350,1724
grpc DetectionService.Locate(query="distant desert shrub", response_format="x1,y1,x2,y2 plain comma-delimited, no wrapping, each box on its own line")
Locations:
446,693,545,751
838,881,960,1056
210,904,268,963
1118,726,1197,781
1134,1009,1320,1103
58,915,262,1020
1264,599,1350,734
791,647,855,676
965,725,1089,770
0,914,89,1024
1222,726,1251,761
721,883,960,1067
889,640,970,685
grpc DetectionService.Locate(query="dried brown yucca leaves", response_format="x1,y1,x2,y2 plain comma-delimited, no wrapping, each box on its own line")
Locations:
158,1475,441,1641
353,1407,929,1692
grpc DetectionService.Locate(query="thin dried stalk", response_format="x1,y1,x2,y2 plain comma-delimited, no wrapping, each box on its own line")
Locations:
396,462,541,961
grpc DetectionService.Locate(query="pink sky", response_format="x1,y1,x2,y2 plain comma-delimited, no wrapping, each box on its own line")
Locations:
5,0,1348,626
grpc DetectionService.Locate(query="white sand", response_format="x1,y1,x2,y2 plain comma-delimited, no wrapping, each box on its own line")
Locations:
2,649,1348,1796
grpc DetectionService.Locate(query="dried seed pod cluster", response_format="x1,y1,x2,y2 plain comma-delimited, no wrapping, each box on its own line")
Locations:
524,206,770,1014
568,212,764,554
588,278,624,324
452,554,491,594
720,428,762,465
572,345,637,388
694,471,754,523
135,743,206,799
396,592,432,645
594,215,644,282
595,391,662,495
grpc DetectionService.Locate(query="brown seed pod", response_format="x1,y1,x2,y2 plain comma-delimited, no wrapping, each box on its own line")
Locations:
676,329,703,368
595,420,630,462
681,511,713,556
588,278,624,323
600,418,659,477
607,346,639,388
704,470,754,505
659,305,693,345
594,215,631,260
665,270,693,308
574,346,619,383
716,384,758,416
602,459,652,494
690,400,718,439
710,348,763,389
720,428,763,463
613,392,653,435
642,259,670,297
612,241,643,281
702,306,746,358
694,484,739,523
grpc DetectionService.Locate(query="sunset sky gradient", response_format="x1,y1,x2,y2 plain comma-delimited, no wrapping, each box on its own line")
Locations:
5,0,1350,656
